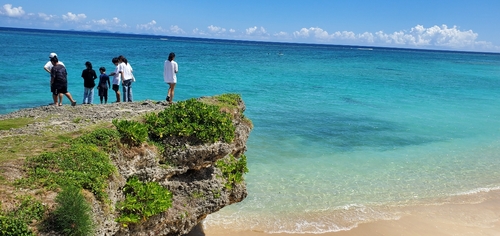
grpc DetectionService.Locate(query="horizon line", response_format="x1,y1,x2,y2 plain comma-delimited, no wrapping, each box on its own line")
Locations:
2,26,499,55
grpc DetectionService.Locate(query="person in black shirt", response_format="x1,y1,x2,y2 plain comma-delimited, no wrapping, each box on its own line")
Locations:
97,67,111,104
81,61,98,104
50,57,77,106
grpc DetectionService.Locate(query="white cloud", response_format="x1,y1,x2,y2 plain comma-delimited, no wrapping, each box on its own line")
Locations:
137,20,162,32
293,28,311,38
62,12,86,22
192,28,208,36
94,19,107,25
170,25,185,34
246,26,268,36
293,27,333,40
208,25,226,34
229,29,236,33
86,17,127,30
37,13,56,21
290,24,496,51
358,32,375,43
332,31,356,40
0,4,25,17
371,25,479,48
274,31,289,37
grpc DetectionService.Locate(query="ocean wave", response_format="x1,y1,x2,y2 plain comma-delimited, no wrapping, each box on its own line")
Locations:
203,204,403,234
452,186,500,196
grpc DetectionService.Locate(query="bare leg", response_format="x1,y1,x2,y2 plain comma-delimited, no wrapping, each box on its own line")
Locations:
58,93,63,106
64,92,77,106
52,94,58,106
168,83,176,104
116,91,121,103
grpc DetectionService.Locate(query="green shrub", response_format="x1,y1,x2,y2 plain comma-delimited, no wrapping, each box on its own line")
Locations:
50,185,94,236
9,196,46,223
0,215,34,236
215,154,249,190
214,93,241,107
72,128,120,153
144,98,235,144
0,196,45,236
17,143,116,200
112,119,148,146
116,177,173,227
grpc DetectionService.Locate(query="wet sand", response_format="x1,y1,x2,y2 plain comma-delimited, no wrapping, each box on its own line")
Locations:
189,190,500,236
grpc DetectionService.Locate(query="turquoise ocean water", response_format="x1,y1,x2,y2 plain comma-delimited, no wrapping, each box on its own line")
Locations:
1,27,500,233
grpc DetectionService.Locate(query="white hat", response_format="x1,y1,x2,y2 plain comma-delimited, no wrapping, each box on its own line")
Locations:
49,52,58,58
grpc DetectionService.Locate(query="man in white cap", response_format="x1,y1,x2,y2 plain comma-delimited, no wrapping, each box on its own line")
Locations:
43,53,65,105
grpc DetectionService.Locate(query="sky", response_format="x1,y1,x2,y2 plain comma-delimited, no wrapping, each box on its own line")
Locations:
1,0,500,52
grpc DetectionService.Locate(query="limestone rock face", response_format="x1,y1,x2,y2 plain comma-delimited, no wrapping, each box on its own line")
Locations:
0,98,252,236
110,109,251,235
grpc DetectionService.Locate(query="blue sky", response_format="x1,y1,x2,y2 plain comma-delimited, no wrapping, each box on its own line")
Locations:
1,0,499,52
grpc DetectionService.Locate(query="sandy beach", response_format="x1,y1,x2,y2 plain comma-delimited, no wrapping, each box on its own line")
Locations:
189,190,500,236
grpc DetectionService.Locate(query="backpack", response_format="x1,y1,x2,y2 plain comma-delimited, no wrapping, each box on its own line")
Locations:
53,65,67,83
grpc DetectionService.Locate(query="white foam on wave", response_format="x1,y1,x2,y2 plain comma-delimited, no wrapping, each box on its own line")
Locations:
452,186,500,196
203,203,403,234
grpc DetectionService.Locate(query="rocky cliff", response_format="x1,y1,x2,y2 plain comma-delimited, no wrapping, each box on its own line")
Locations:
0,95,252,236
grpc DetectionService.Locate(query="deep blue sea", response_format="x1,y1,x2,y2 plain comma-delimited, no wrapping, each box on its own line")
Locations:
1,27,500,233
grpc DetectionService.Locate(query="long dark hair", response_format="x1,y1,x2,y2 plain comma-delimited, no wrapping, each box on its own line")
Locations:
118,55,128,64
85,61,92,70
168,52,175,61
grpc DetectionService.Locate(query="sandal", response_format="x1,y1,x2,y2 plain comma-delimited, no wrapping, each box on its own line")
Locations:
71,101,77,106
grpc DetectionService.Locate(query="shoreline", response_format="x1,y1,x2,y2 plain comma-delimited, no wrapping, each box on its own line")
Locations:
189,189,500,236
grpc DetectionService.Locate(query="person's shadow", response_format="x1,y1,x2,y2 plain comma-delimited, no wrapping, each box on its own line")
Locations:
185,223,205,236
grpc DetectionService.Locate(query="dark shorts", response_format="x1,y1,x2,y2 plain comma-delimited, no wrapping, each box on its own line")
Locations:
52,86,68,96
98,87,108,97
112,84,119,92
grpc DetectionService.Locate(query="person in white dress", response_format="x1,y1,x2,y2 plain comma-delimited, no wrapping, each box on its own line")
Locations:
163,52,178,104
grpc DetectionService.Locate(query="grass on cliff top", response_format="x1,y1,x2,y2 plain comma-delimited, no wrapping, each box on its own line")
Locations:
0,122,113,164
144,97,238,144
0,94,246,164
199,93,253,128
0,117,36,130
199,93,241,114
0,132,72,163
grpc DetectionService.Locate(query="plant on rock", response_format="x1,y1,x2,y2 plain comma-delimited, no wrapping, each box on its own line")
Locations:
215,154,249,190
17,142,116,201
116,176,173,227
0,196,46,236
0,216,34,236
71,128,120,153
49,185,94,236
144,98,235,144
112,119,148,146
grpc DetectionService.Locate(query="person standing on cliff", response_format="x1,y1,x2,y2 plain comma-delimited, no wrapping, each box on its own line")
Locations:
50,56,77,106
81,61,98,104
108,57,121,103
44,52,65,105
163,52,178,104
97,67,111,104
118,55,134,102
